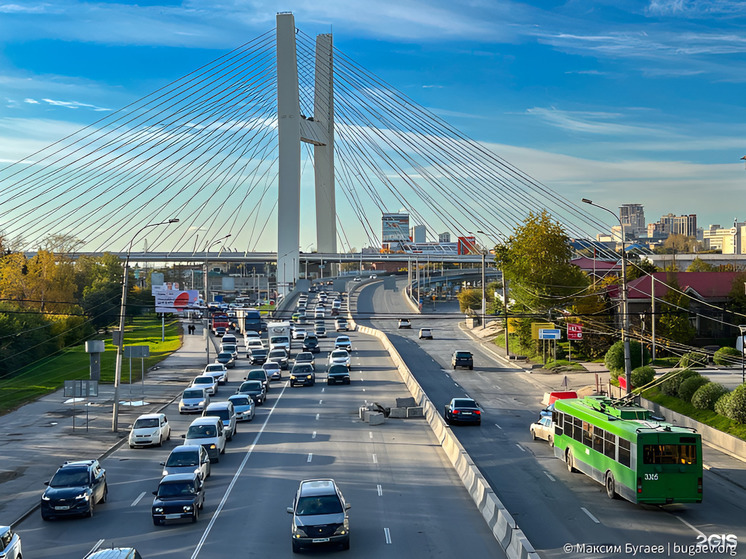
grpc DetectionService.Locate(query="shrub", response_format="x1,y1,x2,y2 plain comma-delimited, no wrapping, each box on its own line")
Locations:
678,375,709,403
692,382,729,411
679,352,708,368
713,347,743,367
660,368,697,397
604,339,650,374
630,366,655,389
725,385,746,424
715,392,732,416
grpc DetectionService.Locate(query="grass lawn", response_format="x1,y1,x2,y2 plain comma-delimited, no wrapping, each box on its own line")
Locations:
641,387,746,442
0,315,182,415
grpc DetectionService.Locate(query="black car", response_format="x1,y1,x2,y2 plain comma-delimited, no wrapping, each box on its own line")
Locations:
152,473,205,525
248,347,268,365
290,363,316,387
303,334,320,353
327,363,351,385
451,350,474,370
444,398,482,425
287,479,350,553
237,380,266,405
215,352,236,368
41,460,108,520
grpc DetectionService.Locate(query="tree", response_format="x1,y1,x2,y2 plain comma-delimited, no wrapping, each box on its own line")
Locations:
626,258,659,281
686,258,715,272
658,274,695,346
457,288,482,312
495,211,589,350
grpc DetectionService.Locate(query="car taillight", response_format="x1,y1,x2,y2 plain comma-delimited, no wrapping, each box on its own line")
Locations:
452,410,459,414
474,410,481,414
697,477,702,494
637,477,642,494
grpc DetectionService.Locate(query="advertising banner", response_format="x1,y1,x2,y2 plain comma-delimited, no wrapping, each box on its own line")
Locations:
154,289,200,313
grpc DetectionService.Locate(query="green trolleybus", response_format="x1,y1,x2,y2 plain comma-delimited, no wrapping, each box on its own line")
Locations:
553,396,702,505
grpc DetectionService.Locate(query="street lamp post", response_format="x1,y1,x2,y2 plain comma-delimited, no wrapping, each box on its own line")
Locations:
204,235,231,365
582,198,632,396
113,218,179,432
739,325,746,385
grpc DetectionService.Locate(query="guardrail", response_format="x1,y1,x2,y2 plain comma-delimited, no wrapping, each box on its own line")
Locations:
347,297,538,559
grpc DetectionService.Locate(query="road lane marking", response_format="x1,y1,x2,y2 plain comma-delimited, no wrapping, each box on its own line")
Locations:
515,444,525,452
494,423,502,429
307,453,313,463
312,431,317,439
369,431,373,439
321,388,325,393
384,527,392,544
362,388,366,392
131,492,146,506
544,471,555,482
581,507,600,524
319,399,323,405
316,413,320,420
191,381,289,559
377,484,383,496
675,515,705,537
372,454,378,463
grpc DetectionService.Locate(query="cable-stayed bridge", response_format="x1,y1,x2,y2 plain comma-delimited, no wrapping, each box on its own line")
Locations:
0,12,622,294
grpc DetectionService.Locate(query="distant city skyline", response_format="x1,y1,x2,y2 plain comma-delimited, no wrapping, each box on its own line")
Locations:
2,1,746,249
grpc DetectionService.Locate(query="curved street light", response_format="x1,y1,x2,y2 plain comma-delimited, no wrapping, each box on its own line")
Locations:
112,218,179,432
582,198,632,396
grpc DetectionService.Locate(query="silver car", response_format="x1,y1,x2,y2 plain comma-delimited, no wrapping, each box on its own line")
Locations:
160,444,211,480
179,387,210,414
287,479,350,552
0,525,21,559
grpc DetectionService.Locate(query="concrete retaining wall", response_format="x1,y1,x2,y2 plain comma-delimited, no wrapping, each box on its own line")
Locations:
353,318,539,559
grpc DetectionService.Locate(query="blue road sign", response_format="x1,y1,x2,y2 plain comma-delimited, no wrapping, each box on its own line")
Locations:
538,328,562,340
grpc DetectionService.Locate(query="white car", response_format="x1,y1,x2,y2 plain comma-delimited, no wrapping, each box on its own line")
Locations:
328,349,351,369
530,416,555,446
293,327,307,340
334,336,352,352
246,338,264,351
129,413,171,448
191,374,218,396
314,308,325,318
203,363,228,385
0,526,21,559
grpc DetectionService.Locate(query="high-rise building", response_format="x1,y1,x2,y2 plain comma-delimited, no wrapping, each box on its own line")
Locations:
438,232,451,243
411,224,426,243
658,213,697,237
381,212,410,251
619,204,646,238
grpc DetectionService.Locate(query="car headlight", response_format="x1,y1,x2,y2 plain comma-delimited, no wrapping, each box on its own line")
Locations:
294,527,309,538
162,469,170,476
199,400,205,406
290,375,296,380
183,505,193,512
334,524,348,535
306,375,312,379
75,492,90,501
41,494,51,501
154,507,164,514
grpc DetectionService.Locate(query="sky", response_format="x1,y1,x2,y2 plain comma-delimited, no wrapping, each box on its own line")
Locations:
2,0,746,249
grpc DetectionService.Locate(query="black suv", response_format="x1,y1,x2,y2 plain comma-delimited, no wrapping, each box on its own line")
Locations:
287,479,350,552
451,350,474,370
41,460,108,520
303,334,320,353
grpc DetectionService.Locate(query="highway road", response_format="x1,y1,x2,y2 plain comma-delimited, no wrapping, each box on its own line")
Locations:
355,279,746,559
17,291,504,558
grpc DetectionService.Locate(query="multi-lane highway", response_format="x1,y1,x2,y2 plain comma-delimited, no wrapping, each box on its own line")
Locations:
355,279,746,558
18,290,504,558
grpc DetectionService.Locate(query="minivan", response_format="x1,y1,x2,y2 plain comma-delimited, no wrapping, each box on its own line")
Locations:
203,401,237,441
287,479,350,552
182,416,226,463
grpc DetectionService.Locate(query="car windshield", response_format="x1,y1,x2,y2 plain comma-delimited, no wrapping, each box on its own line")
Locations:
453,399,477,408
166,451,198,467
241,381,262,391
263,363,279,371
49,468,89,487
222,345,237,351
294,364,313,373
270,336,289,344
296,495,343,516
186,425,217,439
328,365,348,374
205,365,223,372
157,481,197,497
206,409,229,420
230,397,250,406
183,389,203,399
193,377,213,385
269,350,285,358
455,352,472,358
248,371,266,380
217,353,232,359
332,351,347,358
134,418,159,429
297,353,312,361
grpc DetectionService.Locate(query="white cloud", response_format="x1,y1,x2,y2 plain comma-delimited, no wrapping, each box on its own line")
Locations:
41,98,111,111
24,98,40,104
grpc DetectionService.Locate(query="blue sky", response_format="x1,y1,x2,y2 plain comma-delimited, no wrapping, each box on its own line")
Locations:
2,0,746,248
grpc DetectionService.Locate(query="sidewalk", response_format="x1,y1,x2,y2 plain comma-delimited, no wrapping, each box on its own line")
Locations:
457,320,746,491
1,320,208,525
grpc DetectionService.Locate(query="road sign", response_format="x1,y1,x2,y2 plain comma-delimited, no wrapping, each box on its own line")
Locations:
567,323,583,340
64,380,99,398
538,328,561,340
531,322,555,339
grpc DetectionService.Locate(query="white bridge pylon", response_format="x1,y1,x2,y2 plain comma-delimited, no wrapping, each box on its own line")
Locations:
277,12,336,296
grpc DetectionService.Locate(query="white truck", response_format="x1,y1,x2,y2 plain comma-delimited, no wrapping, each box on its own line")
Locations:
267,321,292,354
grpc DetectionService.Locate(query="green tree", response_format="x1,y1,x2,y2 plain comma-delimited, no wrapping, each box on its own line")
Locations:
658,274,696,346
686,258,716,272
495,211,589,351
627,258,659,281
457,288,482,313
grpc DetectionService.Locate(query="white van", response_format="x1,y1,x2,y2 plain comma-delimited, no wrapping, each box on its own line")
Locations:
182,416,226,463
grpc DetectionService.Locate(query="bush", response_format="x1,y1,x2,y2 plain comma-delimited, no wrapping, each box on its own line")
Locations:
678,375,709,403
604,339,650,374
692,382,729,411
725,385,746,424
679,352,708,368
713,346,743,367
630,366,655,389
715,392,732,416
660,368,698,397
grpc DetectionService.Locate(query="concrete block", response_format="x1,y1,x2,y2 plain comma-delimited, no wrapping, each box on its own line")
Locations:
363,410,372,423
359,407,367,420
396,397,417,408
369,412,384,426
406,407,424,418
389,407,407,418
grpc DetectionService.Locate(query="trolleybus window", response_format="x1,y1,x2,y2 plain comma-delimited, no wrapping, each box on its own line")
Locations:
643,444,697,465
603,431,616,459
619,438,631,467
582,421,592,447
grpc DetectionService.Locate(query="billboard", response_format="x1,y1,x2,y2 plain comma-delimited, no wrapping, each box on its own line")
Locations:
154,289,200,314
382,213,410,242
